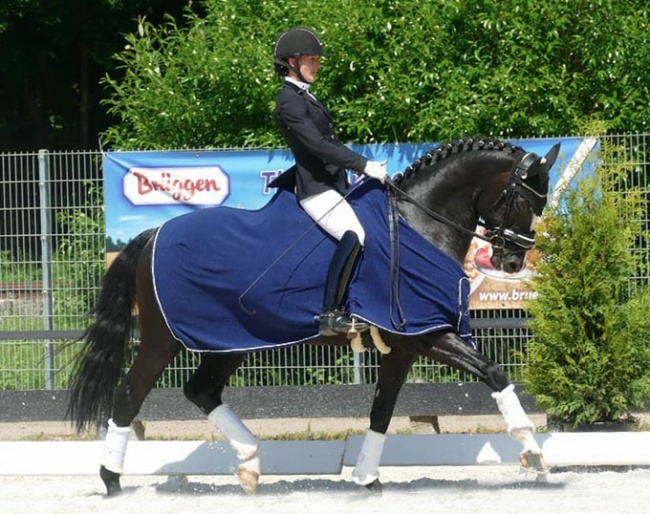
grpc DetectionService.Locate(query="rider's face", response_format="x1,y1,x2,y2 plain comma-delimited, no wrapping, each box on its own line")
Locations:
289,54,320,83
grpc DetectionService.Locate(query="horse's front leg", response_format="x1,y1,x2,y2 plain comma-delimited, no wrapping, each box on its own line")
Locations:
352,346,416,491
491,384,547,475
425,332,548,477
183,353,260,494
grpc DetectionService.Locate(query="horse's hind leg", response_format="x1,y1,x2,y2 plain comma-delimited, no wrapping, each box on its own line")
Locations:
183,353,260,494
100,335,181,495
100,250,183,496
424,332,548,477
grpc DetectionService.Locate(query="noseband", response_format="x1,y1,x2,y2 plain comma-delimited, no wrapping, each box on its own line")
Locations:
388,151,547,250
479,152,547,250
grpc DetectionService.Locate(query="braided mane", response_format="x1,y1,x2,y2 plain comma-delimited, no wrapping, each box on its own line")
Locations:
393,137,521,185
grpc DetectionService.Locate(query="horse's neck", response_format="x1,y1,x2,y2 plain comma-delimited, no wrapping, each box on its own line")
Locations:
396,154,507,264
398,196,474,264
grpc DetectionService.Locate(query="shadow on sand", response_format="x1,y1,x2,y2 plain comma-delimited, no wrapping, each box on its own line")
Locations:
154,473,565,498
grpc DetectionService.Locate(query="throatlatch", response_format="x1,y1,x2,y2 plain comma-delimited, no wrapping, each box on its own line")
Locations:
318,230,369,336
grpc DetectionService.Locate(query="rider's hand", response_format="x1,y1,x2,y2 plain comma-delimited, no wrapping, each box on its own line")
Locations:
363,160,388,183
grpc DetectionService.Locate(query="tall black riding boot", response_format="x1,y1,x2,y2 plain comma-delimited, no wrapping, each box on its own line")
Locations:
318,231,370,336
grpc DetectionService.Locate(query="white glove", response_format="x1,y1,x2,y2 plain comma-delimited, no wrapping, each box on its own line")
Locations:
363,160,388,183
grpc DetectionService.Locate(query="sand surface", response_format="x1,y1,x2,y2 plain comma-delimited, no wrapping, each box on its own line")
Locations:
0,414,549,441
2,465,648,514
3,414,650,513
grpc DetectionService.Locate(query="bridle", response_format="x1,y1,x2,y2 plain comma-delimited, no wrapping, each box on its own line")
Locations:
387,151,547,250
384,151,547,328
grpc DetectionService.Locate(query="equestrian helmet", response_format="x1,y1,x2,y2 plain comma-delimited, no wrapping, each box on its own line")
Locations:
274,28,325,76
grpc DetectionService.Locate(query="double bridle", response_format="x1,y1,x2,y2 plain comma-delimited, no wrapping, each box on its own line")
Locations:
384,151,547,328
387,151,547,250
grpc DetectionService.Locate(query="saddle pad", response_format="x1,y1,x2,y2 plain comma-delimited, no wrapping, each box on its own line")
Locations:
152,181,473,353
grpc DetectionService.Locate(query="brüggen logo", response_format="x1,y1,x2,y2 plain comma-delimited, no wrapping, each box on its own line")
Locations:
123,166,230,205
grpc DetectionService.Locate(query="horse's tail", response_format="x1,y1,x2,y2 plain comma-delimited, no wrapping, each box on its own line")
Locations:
66,228,158,432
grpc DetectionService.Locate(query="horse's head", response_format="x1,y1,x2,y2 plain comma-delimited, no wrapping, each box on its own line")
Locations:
478,143,560,273
391,138,561,272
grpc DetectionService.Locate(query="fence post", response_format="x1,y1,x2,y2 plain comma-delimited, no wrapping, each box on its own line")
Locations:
38,149,56,390
353,351,362,384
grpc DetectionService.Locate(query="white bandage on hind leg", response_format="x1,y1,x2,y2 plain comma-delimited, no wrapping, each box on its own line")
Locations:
352,429,387,486
492,384,536,435
101,419,131,474
208,404,259,461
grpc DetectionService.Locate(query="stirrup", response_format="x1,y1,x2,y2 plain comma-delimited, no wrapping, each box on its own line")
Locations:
318,310,370,336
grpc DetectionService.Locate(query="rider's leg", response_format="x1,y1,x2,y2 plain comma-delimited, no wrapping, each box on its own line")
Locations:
319,230,366,335
299,190,368,335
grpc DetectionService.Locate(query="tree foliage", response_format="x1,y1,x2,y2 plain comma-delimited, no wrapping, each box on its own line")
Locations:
523,141,650,426
100,0,650,150
0,0,190,150
2,0,649,150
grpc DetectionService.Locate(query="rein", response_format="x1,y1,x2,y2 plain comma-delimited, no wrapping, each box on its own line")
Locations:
386,152,545,251
383,151,544,329
386,178,492,244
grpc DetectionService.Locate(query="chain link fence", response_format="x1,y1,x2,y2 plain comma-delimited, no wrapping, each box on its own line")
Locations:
1,136,648,391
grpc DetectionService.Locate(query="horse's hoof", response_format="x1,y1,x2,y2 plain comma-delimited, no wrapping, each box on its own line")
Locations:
237,455,260,495
238,467,260,495
100,465,122,497
519,450,549,477
364,478,383,494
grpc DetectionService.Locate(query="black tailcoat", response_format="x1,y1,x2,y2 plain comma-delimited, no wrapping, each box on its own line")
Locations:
274,81,368,200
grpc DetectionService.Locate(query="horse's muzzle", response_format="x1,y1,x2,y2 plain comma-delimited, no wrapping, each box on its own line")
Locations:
491,251,525,274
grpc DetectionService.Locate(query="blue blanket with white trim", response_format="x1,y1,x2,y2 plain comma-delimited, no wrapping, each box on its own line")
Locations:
152,181,473,353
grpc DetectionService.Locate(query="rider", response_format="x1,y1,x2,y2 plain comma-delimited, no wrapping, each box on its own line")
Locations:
273,27,388,336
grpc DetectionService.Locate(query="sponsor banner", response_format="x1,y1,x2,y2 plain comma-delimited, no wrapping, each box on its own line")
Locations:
103,138,597,309
123,166,230,205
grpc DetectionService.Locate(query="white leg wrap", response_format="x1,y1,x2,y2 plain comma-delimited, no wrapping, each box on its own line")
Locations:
492,384,540,452
101,419,131,474
352,429,387,486
208,404,259,461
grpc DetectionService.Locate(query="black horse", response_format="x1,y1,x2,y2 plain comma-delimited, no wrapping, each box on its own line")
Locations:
67,137,560,496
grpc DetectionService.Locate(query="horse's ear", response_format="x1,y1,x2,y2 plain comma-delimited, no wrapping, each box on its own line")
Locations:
542,143,561,171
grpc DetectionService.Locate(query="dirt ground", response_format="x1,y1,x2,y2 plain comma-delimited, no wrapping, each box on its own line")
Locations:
0,414,551,441
3,465,650,514
5,414,650,513
4,411,650,441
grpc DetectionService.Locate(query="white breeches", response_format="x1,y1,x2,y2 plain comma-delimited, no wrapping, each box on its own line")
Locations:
300,190,366,246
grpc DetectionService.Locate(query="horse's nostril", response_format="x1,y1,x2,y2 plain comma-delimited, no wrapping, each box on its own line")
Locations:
504,259,522,273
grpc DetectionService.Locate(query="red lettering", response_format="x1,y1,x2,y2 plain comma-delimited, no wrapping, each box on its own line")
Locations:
131,171,221,202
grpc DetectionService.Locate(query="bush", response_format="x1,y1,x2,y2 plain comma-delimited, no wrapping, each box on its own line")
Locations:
523,140,650,427
100,0,650,150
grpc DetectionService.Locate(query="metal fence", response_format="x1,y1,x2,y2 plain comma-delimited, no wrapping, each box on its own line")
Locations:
1,135,648,392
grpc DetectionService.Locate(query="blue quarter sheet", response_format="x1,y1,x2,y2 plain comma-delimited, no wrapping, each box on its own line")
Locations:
152,181,472,353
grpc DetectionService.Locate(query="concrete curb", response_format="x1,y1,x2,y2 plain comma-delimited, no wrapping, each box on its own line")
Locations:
2,432,649,475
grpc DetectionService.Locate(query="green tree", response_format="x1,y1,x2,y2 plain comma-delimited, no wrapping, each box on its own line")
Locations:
100,0,650,150
0,0,190,150
523,141,650,427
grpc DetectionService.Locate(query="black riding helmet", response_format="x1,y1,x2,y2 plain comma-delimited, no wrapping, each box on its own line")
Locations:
273,28,325,82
